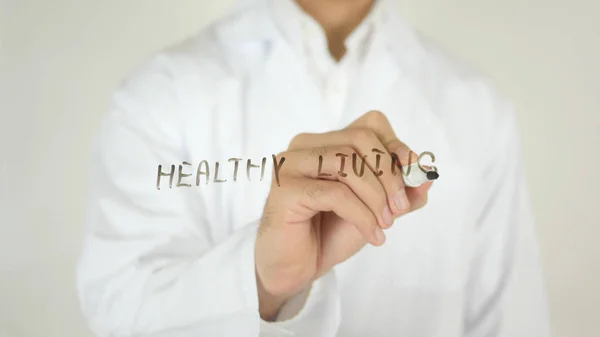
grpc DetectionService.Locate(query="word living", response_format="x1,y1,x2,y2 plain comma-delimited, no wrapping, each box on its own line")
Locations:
156,150,436,190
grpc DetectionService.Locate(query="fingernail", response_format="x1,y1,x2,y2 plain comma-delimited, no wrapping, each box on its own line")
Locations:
374,226,386,245
382,205,393,228
394,191,410,213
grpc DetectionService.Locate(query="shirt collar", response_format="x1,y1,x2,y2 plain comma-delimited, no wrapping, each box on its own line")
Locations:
346,0,386,52
267,0,387,60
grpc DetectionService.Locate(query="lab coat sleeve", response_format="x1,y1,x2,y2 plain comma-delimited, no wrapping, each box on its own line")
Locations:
463,99,551,337
76,55,340,337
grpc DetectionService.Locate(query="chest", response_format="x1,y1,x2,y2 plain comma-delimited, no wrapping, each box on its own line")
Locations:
185,61,480,294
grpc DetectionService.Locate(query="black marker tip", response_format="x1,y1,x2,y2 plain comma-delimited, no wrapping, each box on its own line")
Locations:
426,171,439,180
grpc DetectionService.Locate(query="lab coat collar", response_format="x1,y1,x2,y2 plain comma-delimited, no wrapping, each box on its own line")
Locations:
219,0,424,65
217,0,425,126
266,0,385,58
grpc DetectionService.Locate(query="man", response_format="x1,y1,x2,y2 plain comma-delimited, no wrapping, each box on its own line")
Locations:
76,0,550,336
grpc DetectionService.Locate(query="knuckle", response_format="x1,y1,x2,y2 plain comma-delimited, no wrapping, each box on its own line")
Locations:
349,128,377,145
390,147,414,166
275,150,290,159
335,145,355,157
289,132,311,148
386,138,404,152
272,151,292,178
309,146,329,158
365,110,388,127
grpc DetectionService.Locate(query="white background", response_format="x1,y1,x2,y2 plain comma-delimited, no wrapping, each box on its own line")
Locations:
1,0,598,336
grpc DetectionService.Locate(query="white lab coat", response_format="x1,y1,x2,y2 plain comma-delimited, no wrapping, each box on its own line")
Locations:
76,0,550,336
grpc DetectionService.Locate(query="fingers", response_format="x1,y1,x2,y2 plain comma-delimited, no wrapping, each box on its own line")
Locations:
343,128,413,215
289,121,419,219
281,146,394,230
280,177,385,246
347,110,428,213
283,110,434,233
406,181,433,211
386,140,419,212
346,110,398,146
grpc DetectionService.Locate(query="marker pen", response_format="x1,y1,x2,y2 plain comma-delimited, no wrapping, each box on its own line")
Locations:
401,163,439,187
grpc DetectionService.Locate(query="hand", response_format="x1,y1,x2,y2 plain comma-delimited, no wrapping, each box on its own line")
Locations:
254,111,433,320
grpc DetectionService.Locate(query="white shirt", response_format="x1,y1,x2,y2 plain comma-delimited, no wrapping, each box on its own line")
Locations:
270,0,378,127
76,0,551,336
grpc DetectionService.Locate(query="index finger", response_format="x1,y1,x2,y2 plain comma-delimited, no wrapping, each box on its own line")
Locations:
346,110,421,169
346,110,401,150
346,110,430,212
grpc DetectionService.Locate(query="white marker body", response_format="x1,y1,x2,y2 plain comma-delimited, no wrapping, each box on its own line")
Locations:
402,163,434,187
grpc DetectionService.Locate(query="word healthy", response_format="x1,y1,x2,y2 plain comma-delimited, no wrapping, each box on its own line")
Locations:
156,150,436,190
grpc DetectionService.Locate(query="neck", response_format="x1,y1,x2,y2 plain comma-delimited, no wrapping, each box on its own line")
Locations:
295,0,375,61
